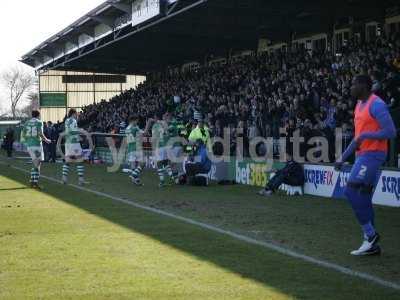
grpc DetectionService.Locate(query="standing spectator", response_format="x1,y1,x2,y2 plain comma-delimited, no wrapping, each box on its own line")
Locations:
43,122,50,162
48,122,59,163
3,128,14,158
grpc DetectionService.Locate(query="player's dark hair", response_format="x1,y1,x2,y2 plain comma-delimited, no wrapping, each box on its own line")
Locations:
32,110,40,118
68,108,77,118
155,112,163,120
355,75,373,91
129,114,139,122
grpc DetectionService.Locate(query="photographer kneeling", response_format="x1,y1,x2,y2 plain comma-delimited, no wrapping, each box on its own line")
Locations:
182,139,211,186
258,153,304,196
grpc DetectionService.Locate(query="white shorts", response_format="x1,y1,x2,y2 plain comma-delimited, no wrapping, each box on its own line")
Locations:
155,147,168,162
65,143,83,158
27,146,44,162
127,151,143,163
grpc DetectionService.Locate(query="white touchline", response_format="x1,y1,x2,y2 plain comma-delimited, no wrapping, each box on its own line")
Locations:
2,161,400,291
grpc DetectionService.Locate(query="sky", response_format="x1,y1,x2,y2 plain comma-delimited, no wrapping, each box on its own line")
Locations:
0,0,105,114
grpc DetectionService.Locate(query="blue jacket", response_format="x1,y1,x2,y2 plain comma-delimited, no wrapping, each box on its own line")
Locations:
194,144,212,173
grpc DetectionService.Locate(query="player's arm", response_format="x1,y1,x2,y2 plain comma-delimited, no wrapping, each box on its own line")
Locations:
40,132,51,144
188,129,197,144
336,139,358,165
38,123,51,144
39,128,51,144
70,120,83,142
20,125,26,143
356,100,396,142
137,129,145,140
71,120,81,134
135,129,145,146
143,118,154,136
157,120,168,136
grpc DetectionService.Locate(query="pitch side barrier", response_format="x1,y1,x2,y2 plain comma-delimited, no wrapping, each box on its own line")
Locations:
90,133,400,207
12,130,400,207
302,162,400,207
234,158,400,207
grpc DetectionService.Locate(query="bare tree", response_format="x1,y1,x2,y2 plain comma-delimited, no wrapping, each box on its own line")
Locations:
17,92,40,118
1,66,36,118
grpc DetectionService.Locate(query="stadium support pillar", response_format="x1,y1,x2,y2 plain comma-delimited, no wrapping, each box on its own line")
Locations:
166,0,179,15
65,70,68,117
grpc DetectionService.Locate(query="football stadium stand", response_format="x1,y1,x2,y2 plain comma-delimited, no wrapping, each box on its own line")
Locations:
21,0,400,164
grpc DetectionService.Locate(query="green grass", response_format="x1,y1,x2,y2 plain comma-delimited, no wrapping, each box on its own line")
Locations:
7,157,399,282
1,156,400,299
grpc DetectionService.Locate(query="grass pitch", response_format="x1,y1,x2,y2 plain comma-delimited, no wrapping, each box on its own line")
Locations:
1,156,400,299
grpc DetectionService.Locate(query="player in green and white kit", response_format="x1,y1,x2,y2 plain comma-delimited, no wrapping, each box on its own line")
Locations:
125,114,144,185
144,113,177,187
21,110,51,188
165,114,182,180
62,109,85,186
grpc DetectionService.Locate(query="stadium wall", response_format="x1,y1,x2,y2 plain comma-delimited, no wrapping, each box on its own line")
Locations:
39,70,146,122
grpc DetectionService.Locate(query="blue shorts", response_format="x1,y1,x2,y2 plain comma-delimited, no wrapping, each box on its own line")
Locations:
349,152,386,186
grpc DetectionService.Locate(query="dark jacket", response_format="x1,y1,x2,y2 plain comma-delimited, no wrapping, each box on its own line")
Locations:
4,130,14,145
281,159,305,185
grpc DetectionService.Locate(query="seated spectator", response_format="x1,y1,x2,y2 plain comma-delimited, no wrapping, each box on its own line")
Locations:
258,153,304,196
182,139,211,186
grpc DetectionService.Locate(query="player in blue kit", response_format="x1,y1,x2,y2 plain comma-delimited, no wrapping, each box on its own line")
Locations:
335,75,396,256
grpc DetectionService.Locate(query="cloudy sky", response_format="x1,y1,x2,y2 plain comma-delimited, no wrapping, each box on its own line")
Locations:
0,0,105,114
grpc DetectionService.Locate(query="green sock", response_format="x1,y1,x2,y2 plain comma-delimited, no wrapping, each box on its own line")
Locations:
62,164,69,181
157,167,165,183
77,164,85,181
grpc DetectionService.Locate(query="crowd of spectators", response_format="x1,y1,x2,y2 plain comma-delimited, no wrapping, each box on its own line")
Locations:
79,35,400,161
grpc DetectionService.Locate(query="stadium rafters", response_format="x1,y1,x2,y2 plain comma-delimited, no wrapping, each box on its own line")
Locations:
21,0,209,74
21,0,399,74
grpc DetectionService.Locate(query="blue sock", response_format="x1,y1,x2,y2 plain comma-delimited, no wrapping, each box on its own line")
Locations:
362,222,376,239
344,186,375,231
